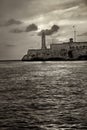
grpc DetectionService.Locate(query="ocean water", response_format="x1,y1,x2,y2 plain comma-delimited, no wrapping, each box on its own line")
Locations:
0,61,87,130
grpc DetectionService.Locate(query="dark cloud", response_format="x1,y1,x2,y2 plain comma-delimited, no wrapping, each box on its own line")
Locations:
11,28,23,33
5,19,22,26
10,23,38,34
0,0,87,21
0,0,84,20
78,32,87,36
5,44,16,47
83,0,87,5
0,19,22,27
26,24,38,32
39,25,59,36
0,0,59,19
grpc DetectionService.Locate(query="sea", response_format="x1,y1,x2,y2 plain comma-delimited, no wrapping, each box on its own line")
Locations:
0,61,87,130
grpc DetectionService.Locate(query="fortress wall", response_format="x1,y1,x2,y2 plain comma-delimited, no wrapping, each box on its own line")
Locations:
50,42,87,59
50,42,87,51
72,48,87,58
70,42,87,49
50,43,70,51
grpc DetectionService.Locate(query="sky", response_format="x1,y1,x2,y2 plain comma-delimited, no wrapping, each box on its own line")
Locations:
0,0,87,60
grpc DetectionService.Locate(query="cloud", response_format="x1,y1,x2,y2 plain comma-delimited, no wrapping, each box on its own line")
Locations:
83,0,87,5
39,25,60,35
5,19,22,26
25,24,38,32
10,23,38,33
0,0,82,21
0,19,22,27
78,32,87,36
10,28,24,33
5,44,16,47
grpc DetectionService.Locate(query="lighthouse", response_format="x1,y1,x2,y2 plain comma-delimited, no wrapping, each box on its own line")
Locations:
41,31,47,50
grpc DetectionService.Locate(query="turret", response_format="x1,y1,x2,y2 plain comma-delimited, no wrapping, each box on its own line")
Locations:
69,38,73,50
69,38,73,43
41,31,47,50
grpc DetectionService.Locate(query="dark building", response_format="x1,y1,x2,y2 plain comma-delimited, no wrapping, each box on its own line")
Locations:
22,32,87,61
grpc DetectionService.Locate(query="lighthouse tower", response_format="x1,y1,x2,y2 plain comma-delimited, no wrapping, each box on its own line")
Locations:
41,31,47,50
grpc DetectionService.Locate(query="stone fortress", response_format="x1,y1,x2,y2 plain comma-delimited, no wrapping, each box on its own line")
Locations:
22,31,87,61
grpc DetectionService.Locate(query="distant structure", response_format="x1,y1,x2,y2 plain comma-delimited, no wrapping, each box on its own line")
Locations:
73,26,77,42
22,30,87,61
41,31,47,50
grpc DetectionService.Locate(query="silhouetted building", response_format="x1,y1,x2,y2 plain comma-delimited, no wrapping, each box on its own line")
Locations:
22,32,87,61
41,31,47,50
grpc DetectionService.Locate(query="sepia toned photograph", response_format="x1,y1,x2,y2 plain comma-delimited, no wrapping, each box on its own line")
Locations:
0,0,87,130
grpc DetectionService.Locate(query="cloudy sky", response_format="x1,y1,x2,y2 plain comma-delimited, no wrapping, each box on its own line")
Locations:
0,0,87,60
